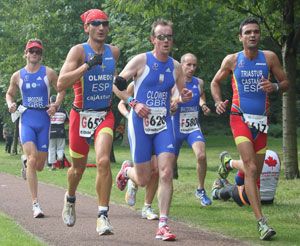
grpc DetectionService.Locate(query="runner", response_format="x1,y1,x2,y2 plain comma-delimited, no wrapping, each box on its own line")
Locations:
172,53,211,206
6,38,64,218
210,17,289,240
57,9,128,235
115,19,192,241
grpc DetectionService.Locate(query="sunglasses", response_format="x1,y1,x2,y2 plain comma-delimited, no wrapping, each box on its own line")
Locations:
89,20,109,27
28,49,42,55
155,34,173,41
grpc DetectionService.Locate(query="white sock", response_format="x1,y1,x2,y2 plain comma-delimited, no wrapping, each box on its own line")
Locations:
98,206,108,213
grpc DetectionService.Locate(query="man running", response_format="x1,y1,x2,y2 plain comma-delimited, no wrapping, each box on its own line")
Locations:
172,53,211,206
115,19,192,241
57,9,128,235
6,38,64,218
211,17,288,240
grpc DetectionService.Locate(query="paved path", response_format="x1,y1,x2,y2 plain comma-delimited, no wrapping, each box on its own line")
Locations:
0,173,248,246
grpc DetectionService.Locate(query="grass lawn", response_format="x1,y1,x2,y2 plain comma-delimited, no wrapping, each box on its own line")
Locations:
0,135,299,245
0,211,45,246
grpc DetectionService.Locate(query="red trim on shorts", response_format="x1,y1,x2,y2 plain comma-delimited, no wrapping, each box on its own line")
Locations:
230,114,267,153
69,109,115,157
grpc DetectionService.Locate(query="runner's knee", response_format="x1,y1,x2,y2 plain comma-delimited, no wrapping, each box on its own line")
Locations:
196,152,206,165
71,166,86,177
96,156,110,170
159,168,173,183
136,174,151,187
244,163,258,178
27,155,38,168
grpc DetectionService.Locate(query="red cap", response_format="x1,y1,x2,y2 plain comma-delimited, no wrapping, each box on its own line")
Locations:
80,9,108,24
26,41,43,50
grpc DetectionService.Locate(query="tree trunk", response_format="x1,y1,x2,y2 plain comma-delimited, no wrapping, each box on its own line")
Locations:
282,0,299,179
282,50,299,179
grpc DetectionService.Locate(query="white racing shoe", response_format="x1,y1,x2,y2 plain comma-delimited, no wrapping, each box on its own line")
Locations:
141,205,158,220
62,193,76,227
32,202,44,218
96,214,113,235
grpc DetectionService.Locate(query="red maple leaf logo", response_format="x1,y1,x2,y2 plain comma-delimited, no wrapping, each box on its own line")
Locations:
264,156,277,167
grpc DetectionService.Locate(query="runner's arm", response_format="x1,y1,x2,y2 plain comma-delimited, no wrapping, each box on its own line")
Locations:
6,71,19,113
114,54,149,118
113,54,144,101
265,51,289,93
174,61,192,103
198,78,210,115
57,45,88,91
210,55,233,114
117,82,134,118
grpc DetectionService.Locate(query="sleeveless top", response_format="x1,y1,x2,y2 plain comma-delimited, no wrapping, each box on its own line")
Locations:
231,50,270,115
19,65,49,108
73,43,115,110
173,76,200,120
134,52,175,114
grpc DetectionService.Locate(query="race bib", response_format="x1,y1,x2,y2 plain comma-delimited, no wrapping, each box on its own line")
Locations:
79,111,107,137
179,111,199,133
243,113,268,133
143,107,167,134
11,105,27,123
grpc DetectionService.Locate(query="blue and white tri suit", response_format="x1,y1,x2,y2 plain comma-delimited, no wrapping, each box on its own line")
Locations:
19,65,51,152
128,52,176,163
172,76,205,156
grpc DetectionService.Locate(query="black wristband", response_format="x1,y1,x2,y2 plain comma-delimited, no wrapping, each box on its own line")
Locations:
114,76,127,91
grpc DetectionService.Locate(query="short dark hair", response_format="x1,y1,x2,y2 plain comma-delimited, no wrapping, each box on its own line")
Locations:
239,17,260,35
150,19,173,36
